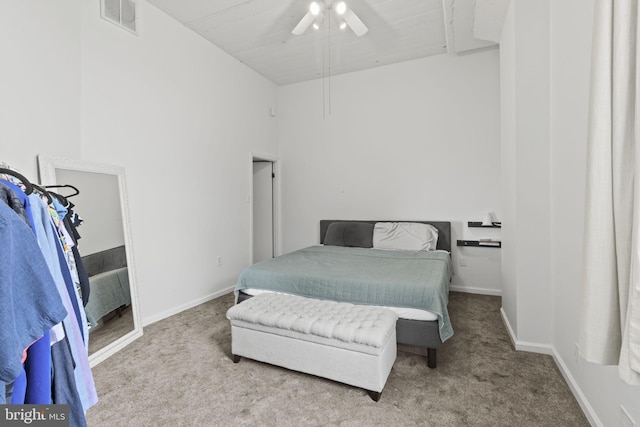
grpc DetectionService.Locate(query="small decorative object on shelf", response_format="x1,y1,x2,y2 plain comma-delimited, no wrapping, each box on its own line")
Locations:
457,239,502,248
482,212,494,226
468,221,501,228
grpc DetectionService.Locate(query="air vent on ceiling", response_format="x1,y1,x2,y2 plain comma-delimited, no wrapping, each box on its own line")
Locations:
101,0,137,34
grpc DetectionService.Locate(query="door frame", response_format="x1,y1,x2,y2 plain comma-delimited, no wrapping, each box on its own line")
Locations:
250,152,279,264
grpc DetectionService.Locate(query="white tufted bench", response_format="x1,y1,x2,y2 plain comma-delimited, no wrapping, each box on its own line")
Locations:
226,293,398,401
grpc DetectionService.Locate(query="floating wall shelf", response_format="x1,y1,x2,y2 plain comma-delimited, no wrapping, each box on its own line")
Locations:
468,221,501,228
457,240,502,248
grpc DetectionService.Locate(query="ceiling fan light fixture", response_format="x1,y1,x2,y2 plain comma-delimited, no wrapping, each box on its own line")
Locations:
292,0,368,37
310,1,321,16
334,2,347,15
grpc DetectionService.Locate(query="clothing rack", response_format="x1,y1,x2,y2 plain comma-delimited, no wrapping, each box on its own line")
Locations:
0,161,96,426
31,184,53,205
43,184,80,198
0,167,33,195
43,184,80,206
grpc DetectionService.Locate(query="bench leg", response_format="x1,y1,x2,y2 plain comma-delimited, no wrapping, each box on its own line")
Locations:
368,390,382,402
427,348,437,369
232,354,241,363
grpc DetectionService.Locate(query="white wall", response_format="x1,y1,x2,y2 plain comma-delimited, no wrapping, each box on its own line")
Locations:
1,0,279,325
78,1,279,324
500,0,553,347
501,0,640,425
500,2,518,334
0,0,81,175
278,51,502,295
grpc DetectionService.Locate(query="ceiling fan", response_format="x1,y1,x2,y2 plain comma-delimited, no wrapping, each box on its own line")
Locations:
292,1,369,37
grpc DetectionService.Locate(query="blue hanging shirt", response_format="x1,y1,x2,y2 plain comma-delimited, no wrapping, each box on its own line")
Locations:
0,201,67,386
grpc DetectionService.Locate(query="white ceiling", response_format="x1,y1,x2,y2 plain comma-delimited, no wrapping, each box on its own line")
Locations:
145,0,507,86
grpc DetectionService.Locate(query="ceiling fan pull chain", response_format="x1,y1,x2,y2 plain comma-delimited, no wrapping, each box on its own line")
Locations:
322,15,326,120
328,14,332,116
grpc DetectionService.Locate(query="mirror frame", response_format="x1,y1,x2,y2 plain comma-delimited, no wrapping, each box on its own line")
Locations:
37,154,143,367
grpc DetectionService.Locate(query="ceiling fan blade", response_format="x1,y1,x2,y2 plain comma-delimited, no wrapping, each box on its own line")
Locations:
343,8,368,36
292,11,315,35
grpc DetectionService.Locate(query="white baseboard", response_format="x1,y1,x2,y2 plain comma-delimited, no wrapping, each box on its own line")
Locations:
499,307,600,426
499,307,552,354
500,307,517,349
142,286,235,327
551,348,602,427
449,285,502,296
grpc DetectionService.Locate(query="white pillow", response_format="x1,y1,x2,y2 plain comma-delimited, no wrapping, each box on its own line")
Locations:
373,222,439,251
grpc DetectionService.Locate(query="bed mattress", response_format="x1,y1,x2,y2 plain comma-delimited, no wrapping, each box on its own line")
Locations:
235,245,453,341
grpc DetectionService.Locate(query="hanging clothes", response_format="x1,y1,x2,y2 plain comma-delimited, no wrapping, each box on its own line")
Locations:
0,201,67,403
0,181,28,223
28,189,97,411
0,176,60,406
0,165,97,427
62,200,91,307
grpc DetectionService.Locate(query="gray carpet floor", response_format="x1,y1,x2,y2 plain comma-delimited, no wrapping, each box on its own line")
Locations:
86,292,589,426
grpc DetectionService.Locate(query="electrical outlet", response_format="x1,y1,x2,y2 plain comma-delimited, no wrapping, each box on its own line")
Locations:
217,256,223,266
621,405,635,427
459,257,467,267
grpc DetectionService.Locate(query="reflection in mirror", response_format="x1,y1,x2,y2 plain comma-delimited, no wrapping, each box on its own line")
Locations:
38,155,142,367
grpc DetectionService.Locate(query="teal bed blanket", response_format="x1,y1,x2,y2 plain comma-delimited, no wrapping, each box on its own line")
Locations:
235,245,453,342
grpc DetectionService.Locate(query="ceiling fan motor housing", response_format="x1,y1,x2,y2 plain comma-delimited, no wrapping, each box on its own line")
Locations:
292,0,368,36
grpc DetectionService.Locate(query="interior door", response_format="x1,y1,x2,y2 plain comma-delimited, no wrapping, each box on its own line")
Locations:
252,161,274,263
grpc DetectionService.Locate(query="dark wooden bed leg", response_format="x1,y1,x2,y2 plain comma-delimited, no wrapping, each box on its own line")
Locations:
232,354,241,363
368,390,382,402
427,348,437,369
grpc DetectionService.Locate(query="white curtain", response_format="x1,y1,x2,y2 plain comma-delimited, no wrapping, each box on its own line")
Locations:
580,0,640,385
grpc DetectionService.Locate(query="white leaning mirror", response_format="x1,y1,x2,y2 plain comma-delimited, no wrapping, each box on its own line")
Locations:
37,154,142,367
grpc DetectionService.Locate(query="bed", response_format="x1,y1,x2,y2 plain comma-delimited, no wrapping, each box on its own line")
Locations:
235,220,453,368
82,246,131,331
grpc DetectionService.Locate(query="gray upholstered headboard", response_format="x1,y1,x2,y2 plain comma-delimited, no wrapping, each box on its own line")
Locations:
82,245,128,277
319,220,452,253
